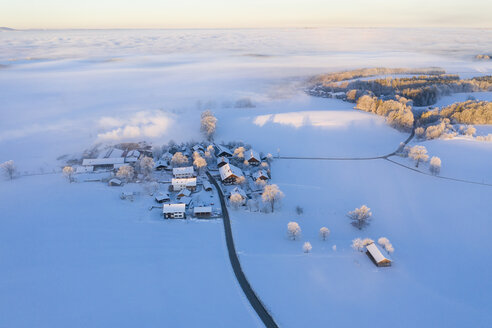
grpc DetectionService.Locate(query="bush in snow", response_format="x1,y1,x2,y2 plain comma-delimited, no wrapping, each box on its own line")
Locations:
262,184,284,213
1,160,16,180
303,242,312,253
408,145,429,167
171,152,189,167
465,125,476,136
62,166,75,183
429,156,441,175
139,156,154,179
347,205,372,230
287,222,301,240
200,110,217,141
351,238,364,252
116,165,135,181
319,227,330,241
229,193,244,209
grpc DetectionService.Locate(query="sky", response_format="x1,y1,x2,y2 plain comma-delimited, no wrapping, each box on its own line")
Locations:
1,0,492,29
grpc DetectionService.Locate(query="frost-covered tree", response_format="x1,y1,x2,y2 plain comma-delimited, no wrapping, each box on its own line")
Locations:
319,227,330,241
62,166,75,183
193,155,207,174
362,238,374,246
247,198,259,212
385,244,395,254
139,156,154,178
415,127,425,139
287,221,301,240
408,145,429,167
303,242,312,253
262,184,284,212
171,152,189,167
255,178,267,188
429,156,441,175
200,110,218,141
116,165,134,181
1,160,16,180
143,181,159,195
235,176,246,186
229,193,244,209
465,125,476,136
378,237,389,247
351,238,364,252
347,205,372,230
233,146,245,159
377,237,394,254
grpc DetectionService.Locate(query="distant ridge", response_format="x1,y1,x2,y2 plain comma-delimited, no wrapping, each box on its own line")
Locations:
0,27,16,31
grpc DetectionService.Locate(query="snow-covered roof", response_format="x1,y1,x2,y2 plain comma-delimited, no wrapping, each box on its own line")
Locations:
216,144,233,156
366,243,391,264
193,144,204,151
126,149,140,158
194,206,212,214
246,149,260,162
172,178,197,187
108,178,122,185
202,180,213,191
177,196,192,205
219,163,244,181
108,148,124,158
161,152,173,161
155,192,170,202
217,156,229,166
154,160,169,168
82,157,125,166
76,165,94,173
177,188,191,197
253,170,269,180
229,186,247,199
173,166,194,176
163,203,186,214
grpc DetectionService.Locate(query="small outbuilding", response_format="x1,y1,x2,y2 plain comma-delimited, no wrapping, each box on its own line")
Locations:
163,203,186,219
177,188,191,198
194,206,212,218
202,180,213,191
366,242,392,267
155,192,170,203
108,178,123,186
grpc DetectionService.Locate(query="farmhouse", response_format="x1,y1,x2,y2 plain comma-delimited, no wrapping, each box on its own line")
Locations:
215,144,233,157
82,157,125,170
253,170,269,181
217,156,229,168
202,180,213,191
246,149,261,165
194,206,212,218
219,163,244,184
366,242,392,267
163,203,186,219
155,192,170,203
173,166,195,178
108,178,123,186
172,178,197,191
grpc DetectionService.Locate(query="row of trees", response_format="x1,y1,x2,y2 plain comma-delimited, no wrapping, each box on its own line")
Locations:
404,145,441,175
352,237,394,254
355,95,414,131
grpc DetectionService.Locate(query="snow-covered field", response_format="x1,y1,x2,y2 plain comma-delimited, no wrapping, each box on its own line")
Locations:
1,28,492,327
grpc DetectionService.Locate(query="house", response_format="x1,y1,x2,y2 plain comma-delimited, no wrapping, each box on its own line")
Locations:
108,178,123,186
108,148,124,158
172,178,197,191
219,163,244,184
155,192,170,203
176,188,191,198
246,149,261,165
161,151,173,162
83,157,125,170
194,206,212,218
76,165,94,173
125,150,141,163
229,186,247,200
366,242,392,267
177,196,192,206
215,144,233,157
202,180,213,191
192,144,205,152
217,156,229,168
253,170,269,181
163,203,186,219
154,160,169,171
173,166,195,178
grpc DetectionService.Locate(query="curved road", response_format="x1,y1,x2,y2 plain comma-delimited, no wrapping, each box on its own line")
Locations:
206,172,279,328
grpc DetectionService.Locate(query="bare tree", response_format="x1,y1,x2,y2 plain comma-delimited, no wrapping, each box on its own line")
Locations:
409,145,429,168
351,238,364,252
347,205,372,230
200,110,218,141
62,166,75,183
1,160,16,180
319,227,330,241
171,152,189,167
303,242,312,253
116,165,135,181
295,206,304,216
287,222,301,240
262,184,284,213
429,156,441,175
139,156,154,179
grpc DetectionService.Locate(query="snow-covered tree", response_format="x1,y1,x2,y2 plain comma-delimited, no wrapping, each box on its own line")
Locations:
465,125,476,136
1,160,16,180
287,221,301,240
378,237,389,247
332,245,337,251
233,146,245,159
116,165,134,181
255,178,267,188
377,237,394,254
200,110,218,141
235,176,246,186
262,184,284,213
143,181,159,195
385,244,395,254
303,242,312,253
193,155,207,174
171,152,189,167
429,156,441,175
319,227,330,241
409,145,429,168
246,198,259,212
229,193,244,209
415,127,425,139
139,156,154,178
265,153,274,163
62,166,74,183
351,238,364,252
362,238,374,246
347,205,372,230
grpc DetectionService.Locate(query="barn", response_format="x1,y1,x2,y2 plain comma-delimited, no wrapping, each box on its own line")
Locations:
366,242,392,267
82,157,125,171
